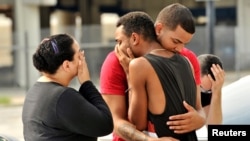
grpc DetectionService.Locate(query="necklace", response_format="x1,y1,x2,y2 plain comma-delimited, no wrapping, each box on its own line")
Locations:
151,48,166,52
150,48,176,59
150,48,165,54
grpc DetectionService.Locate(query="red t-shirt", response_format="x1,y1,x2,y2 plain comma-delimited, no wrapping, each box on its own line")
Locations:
100,51,128,95
100,51,127,141
180,48,201,85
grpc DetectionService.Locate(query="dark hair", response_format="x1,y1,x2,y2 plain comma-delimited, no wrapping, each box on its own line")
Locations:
156,3,195,34
33,33,75,74
198,54,223,80
116,11,157,42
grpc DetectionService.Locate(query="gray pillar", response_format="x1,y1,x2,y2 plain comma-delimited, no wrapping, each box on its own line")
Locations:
235,0,250,70
14,0,40,89
79,0,91,24
206,0,216,54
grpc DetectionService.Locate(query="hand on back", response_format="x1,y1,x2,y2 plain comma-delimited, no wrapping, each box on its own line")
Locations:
167,101,205,134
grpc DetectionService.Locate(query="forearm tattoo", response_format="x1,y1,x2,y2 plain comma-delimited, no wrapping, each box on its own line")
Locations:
118,123,148,141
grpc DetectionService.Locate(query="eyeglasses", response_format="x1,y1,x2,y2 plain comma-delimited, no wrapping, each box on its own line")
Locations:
200,86,212,94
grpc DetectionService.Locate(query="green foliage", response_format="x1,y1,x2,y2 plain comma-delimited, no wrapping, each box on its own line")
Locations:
0,96,11,105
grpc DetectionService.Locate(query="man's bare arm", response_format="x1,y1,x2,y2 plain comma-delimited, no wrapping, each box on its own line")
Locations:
206,64,224,124
102,95,179,141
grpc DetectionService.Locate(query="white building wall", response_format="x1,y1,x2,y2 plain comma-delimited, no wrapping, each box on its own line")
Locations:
235,0,250,70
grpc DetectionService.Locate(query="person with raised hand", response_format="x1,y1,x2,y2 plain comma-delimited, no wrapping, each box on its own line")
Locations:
22,33,113,141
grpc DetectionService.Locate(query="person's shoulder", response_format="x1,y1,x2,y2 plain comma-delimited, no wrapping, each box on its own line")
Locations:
105,51,116,60
101,50,124,77
102,51,119,66
59,87,79,99
132,56,147,63
180,48,197,57
130,56,149,68
180,48,199,64
129,57,151,77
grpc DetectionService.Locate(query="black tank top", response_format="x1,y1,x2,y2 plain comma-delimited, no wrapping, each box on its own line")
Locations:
144,53,197,141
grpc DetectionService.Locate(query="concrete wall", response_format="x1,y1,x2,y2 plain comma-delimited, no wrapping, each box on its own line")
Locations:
1,0,249,88
188,26,235,70
0,14,12,67
235,0,250,70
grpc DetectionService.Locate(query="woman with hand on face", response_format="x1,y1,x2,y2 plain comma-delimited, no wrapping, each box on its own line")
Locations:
22,33,113,141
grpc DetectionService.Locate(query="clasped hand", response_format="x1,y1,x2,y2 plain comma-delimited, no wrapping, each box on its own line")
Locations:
167,101,205,134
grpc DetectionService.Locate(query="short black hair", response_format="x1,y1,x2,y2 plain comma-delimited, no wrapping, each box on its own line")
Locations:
198,54,223,80
156,3,195,34
116,11,157,42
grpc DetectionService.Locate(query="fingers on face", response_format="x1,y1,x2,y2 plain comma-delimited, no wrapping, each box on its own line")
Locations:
79,50,84,59
114,45,118,55
115,44,124,57
211,64,225,81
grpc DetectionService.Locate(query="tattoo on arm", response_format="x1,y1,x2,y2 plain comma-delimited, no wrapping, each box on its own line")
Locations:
118,123,148,141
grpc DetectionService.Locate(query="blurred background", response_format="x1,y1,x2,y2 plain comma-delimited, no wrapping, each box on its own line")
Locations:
0,0,249,89
0,0,250,141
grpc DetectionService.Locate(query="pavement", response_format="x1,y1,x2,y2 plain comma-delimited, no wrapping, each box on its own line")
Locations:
0,88,25,141
0,70,249,141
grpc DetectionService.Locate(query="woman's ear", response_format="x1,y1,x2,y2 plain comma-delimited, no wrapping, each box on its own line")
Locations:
155,22,163,36
62,60,71,72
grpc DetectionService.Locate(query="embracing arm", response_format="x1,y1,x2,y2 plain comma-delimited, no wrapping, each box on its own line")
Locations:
167,56,206,134
102,94,150,141
127,58,148,131
103,94,179,141
167,92,206,134
99,48,152,141
115,46,148,130
112,48,178,141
